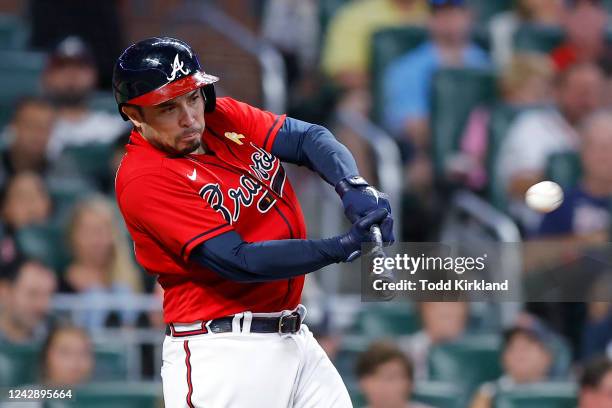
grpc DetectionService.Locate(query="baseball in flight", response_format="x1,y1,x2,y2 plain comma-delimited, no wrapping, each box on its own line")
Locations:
525,181,564,213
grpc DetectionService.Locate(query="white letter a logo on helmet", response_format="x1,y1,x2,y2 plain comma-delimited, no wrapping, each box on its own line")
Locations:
166,53,191,81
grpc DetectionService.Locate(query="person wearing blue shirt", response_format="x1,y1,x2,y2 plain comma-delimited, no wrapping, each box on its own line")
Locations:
537,111,612,239
383,0,490,146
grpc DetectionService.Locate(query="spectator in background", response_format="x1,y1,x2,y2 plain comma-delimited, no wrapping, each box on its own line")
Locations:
357,341,433,408
399,302,468,379
0,258,57,345
489,0,564,68
496,62,604,230
0,97,55,189
1,172,52,230
322,0,429,97
28,0,124,88
579,356,612,408
469,326,554,408
383,0,490,148
42,36,128,160
40,325,93,386
551,0,612,72
450,53,554,191
62,196,142,329
537,110,612,239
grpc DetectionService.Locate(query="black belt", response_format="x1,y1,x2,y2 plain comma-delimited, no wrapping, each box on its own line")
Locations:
166,311,303,337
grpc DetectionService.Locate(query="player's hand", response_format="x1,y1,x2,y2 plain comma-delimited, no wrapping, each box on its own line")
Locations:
335,176,392,223
338,208,394,262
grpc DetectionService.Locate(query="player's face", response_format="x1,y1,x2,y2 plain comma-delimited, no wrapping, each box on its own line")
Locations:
132,89,206,155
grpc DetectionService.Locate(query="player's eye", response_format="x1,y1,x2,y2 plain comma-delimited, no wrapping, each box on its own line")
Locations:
189,93,199,103
162,106,175,113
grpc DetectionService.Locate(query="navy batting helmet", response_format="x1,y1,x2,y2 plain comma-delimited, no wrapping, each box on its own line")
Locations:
113,37,219,120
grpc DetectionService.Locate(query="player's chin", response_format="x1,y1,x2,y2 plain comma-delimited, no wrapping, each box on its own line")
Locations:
177,138,201,155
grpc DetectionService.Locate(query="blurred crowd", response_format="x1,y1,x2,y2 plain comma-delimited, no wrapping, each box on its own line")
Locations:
1,0,612,406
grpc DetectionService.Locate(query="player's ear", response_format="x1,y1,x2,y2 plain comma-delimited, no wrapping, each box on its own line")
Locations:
122,105,144,128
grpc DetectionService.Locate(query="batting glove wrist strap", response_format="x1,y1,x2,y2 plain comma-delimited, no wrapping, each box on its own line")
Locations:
335,175,369,198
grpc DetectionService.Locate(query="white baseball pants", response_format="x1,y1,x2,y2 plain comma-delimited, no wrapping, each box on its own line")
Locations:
161,309,353,408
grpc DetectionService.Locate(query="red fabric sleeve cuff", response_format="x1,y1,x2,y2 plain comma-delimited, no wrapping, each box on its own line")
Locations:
262,114,287,152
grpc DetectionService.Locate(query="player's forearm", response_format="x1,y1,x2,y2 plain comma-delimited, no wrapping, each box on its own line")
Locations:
272,117,359,185
190,230,349,282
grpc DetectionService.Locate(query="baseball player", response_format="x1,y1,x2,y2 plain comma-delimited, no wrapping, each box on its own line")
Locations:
113,37,394,408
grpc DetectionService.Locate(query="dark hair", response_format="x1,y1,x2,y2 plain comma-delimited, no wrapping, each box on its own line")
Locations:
502,327,551,352
580,356,612,389
0,255,25,283
355,341,413,380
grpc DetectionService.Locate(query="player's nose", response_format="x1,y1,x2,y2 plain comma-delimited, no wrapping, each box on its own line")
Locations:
178,104,197,128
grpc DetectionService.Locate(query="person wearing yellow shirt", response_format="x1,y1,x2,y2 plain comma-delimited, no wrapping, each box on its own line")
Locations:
322,0,429,92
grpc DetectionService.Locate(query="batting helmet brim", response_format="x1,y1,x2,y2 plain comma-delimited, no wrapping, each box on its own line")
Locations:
126,71,219,106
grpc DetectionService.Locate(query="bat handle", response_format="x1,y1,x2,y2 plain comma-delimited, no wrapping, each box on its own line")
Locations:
368,224,396,300
369,225,385,259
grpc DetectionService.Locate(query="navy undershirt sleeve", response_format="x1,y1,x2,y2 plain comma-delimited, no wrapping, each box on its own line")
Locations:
271,117,359,185
190,230,347,282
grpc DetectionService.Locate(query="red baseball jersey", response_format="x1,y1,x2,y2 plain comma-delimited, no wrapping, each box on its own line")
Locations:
115,97,307,323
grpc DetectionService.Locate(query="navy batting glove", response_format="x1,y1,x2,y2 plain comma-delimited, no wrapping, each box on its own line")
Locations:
335,176,393,222
338,208,389,262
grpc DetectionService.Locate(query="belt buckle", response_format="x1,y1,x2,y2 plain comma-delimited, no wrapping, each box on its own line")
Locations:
278,311,301,334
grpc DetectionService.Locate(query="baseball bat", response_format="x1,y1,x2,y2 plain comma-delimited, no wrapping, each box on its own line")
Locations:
369,225,396,300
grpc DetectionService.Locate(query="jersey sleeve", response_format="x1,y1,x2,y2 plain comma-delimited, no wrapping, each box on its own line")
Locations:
119,173,234,262
217,98,286,152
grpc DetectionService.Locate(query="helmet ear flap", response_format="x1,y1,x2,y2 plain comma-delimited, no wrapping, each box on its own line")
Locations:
203,85,216,113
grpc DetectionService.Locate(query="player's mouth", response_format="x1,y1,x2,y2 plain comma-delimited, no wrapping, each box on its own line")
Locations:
180,130,202,142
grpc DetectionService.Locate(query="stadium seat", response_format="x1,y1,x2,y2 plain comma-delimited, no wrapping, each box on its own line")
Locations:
0,14,29,50
0,50,46,127
513,24,564,53
92,344,129,381
90,91,119,114
58,143,115,189
0,344,39,387
64,382,163,408
485,104,523,210
427,334,502,402
15,223,70,274
466,0,512,24
47,179,95,222
545,151,582,189
412,381,463,408
0,50,45,101
351,303,420,338
494,382,577,408
431,68,497,180
370,26,427,123
319,0,352,36
348,381,462,408
333,335,371,389
346,381,366,407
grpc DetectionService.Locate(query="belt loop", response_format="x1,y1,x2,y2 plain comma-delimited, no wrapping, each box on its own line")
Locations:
242,311,253,333
232,313,243,333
